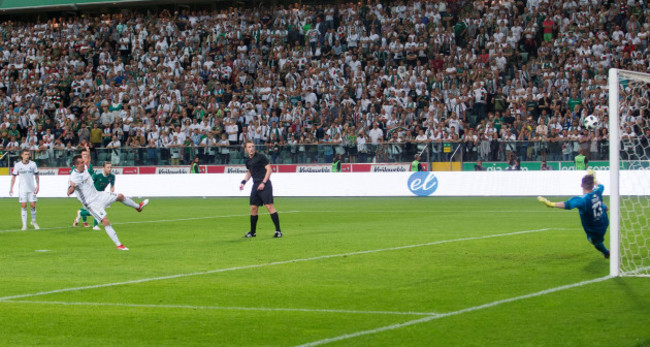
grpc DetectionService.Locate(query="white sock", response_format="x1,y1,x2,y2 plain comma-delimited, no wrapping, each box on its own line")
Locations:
121,197,139,209
21,208,27,226
31,208,37,223
104,225,122,246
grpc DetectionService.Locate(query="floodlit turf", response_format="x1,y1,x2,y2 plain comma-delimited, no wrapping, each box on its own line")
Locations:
0,197,649,346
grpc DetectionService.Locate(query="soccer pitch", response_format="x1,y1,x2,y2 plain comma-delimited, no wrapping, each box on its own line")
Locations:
0,197,648,346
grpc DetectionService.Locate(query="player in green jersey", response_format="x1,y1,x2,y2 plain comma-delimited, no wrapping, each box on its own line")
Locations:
93,162,116,192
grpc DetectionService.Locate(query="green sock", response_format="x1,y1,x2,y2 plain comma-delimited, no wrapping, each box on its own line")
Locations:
80,209,92,222
94,219,98,227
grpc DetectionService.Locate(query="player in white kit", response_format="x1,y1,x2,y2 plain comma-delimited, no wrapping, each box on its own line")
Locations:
9,150,40,230
68,154,149,251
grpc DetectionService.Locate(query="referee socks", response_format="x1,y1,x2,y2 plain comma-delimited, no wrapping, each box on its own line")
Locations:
270,212,281,232
250,215,259,233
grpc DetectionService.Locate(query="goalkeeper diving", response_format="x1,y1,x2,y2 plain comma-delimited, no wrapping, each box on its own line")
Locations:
537,170,610,258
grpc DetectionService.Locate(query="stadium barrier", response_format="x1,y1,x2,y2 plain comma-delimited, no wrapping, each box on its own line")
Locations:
1,163,427,175
460,161,642,171
3,170,646,198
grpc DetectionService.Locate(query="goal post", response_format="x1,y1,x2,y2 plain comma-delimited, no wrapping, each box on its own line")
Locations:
608,68,650,277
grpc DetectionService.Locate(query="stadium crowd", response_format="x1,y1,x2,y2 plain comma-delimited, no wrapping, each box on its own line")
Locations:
0,0,649,167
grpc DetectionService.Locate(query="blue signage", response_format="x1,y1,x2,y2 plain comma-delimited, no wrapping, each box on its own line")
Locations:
407,172,439,196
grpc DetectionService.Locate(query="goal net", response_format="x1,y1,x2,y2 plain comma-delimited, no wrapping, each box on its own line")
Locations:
608,69,650,277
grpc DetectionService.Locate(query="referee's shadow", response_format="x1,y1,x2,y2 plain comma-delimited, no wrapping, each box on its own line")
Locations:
223,235,286,243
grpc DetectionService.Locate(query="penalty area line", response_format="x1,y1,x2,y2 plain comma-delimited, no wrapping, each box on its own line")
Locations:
0,227,553,302
2,300,437,316
294,276,612,347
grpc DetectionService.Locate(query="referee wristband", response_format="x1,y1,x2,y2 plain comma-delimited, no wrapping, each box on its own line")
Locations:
241,180,247,185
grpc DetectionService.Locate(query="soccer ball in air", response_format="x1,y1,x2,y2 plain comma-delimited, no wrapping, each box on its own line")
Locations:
583,115,599,130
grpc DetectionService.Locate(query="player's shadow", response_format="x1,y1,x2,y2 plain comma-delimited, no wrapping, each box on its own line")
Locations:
582,258,608,275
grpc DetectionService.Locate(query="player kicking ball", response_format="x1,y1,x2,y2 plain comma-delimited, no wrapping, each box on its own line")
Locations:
68,155,149,250
537,170,610,258
73,161,116,230
71,147,100,229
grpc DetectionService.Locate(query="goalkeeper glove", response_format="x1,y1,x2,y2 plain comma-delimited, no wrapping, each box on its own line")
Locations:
537,196,555,208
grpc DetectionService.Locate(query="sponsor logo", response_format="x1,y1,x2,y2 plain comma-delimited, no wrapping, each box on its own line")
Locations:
122,167,138,175
372,164,409,172
297,165,331,173
157,167,190,174
225,166,248,174
110,168,124,175
407,172,438,196
38,168,59,176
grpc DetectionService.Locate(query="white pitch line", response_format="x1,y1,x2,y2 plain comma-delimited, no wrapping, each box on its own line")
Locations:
300,210,560,214
0,227,552,302
0,211,301,234
295,276,612,347
3,300,437,316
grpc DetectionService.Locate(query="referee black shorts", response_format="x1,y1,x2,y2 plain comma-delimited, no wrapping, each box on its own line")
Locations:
250,181,274,206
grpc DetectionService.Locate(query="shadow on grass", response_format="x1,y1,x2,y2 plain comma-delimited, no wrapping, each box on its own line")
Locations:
582,257,609,275
611,276,650,311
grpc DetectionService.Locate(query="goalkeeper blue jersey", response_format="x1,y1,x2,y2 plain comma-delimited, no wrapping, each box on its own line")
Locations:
564,184,609,234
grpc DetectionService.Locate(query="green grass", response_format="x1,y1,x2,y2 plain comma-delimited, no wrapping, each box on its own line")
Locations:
0,197,648,346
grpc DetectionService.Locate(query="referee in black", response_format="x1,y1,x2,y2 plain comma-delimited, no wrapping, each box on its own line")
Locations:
239,140,282,238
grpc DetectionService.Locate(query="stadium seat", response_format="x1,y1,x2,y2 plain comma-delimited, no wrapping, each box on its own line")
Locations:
230,151,242,164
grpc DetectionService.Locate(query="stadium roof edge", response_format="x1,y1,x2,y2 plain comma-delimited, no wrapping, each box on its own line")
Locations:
0,0,180,13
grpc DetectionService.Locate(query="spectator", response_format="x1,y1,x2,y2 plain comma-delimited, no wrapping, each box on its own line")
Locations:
106,135,122,166
474,159,487,171
506,156,521,171
541,160,553,170
0,0,647,168
90,123,103,150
